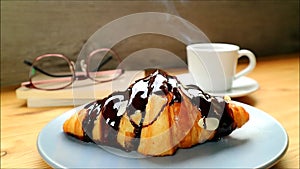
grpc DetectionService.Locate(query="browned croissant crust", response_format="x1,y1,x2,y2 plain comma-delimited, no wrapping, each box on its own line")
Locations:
63,70,249,156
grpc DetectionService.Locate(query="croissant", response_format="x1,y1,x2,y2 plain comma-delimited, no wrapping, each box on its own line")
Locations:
63,70,249,156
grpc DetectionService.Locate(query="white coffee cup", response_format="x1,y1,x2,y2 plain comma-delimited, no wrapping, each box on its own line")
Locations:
186,43,256,92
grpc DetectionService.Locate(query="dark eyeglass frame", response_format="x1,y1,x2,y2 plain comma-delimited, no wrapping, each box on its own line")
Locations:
22,48,124,91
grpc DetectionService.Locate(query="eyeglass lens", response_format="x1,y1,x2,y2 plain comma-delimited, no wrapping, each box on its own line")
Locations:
87,50,122,82
30,55,73,90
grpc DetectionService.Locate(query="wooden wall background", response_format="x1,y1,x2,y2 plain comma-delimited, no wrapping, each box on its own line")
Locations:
1,1,299,86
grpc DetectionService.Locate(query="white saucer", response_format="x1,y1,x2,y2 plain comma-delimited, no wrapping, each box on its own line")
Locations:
208,76,259,98
176,74,259,98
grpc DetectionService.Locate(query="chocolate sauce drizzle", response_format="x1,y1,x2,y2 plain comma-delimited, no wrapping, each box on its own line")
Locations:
75,70,236,150
184,84,236,140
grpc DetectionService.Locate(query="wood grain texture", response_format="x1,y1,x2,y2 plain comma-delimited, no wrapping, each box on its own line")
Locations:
1,53,299,168
238,54,299,169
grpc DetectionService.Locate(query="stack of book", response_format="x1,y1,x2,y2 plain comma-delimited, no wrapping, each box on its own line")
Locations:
16,71,145,107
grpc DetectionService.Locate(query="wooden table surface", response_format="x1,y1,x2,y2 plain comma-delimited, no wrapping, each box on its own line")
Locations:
1,53,299,168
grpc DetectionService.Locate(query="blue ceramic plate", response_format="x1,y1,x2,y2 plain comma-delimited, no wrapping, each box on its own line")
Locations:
37,102,288,168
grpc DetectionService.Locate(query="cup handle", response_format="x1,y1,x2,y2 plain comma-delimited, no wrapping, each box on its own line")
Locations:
234,49,256,79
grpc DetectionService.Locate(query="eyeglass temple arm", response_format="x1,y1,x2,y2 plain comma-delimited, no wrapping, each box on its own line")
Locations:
21,69,124,88
96,55,113,71
24,60,72,78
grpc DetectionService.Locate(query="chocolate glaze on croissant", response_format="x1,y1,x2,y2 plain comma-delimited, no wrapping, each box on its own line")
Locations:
63,70,249,156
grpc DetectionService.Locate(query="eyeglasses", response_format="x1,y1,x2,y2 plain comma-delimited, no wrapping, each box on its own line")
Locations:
22,48,124,90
